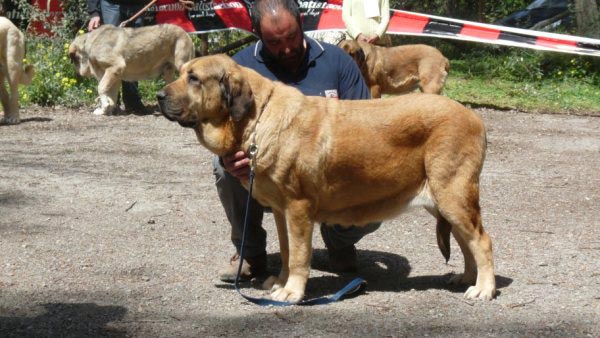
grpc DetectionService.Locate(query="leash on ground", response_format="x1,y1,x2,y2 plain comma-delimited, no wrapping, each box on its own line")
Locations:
233,143,367,306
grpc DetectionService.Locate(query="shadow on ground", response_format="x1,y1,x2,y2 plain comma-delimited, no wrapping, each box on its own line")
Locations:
0,303,128,338
218,249,512,299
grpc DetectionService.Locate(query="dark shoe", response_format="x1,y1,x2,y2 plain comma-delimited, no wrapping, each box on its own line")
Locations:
320,225,358,273
327,245,358,273
218,252,267,283
125,103,151,116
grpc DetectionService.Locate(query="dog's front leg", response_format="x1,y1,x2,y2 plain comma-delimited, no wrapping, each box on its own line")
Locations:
95,67,122,115
262,210,289,291
270,200,313,303
370,85,382,99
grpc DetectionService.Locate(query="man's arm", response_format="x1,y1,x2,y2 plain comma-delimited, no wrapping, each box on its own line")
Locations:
86,0,101,31
342,0,358,39
375,0,390,39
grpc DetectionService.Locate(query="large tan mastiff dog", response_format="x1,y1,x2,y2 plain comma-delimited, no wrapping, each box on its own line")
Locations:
0,17,34,124
157,55,495,303
338,39,449,98
69,24,193,115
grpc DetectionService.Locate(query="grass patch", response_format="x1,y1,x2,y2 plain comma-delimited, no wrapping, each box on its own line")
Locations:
443,47,600,115
445,75,600,115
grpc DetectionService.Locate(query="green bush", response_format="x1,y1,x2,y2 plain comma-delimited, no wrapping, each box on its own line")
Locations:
17,0,97,107
22,36,97,107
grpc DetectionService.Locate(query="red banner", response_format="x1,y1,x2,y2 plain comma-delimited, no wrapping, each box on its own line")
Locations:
6,0,599,56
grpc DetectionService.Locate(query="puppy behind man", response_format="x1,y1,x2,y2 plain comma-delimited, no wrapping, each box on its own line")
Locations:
338,39,449,98
69,24,193,115
0,17,34,124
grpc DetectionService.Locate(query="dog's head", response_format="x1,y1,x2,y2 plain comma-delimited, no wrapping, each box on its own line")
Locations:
68,33,91,77
157,54,255,130
338,39,366,69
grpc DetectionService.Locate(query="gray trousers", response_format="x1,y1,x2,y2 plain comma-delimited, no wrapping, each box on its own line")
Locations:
213,156,381,258
100,0,144,109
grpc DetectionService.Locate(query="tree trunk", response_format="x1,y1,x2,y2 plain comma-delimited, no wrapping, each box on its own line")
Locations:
575,0,600,38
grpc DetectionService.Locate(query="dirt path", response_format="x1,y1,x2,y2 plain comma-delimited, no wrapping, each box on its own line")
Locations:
1,106,599,337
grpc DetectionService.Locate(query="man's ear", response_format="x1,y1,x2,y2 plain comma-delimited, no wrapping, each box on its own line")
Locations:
220,69,254,122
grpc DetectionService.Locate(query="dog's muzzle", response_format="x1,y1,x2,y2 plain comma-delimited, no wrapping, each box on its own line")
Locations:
156,90,197,128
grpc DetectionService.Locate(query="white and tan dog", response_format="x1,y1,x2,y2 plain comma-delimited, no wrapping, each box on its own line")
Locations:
158,55,496,303
69,24,193,115
0,17,34,125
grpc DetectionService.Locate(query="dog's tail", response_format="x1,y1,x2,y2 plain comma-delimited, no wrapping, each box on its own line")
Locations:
436,217,452,263
20,64,35,85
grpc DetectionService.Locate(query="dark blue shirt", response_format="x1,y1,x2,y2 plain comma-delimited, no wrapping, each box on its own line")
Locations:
233,36,371,100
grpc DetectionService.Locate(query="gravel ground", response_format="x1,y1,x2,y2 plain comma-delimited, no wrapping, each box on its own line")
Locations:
1,105,599,337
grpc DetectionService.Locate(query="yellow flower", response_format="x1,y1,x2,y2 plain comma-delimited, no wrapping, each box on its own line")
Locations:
86,89,93,94
78,29,85,35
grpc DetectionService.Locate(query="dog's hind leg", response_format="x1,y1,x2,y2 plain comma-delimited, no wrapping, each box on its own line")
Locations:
426,132,495,300
370,85,382,98
174,35,194,70
433,181,495,300
2,33,26,124
418,60,449,94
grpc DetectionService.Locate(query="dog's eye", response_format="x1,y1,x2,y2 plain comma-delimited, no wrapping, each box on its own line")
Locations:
187,73,200,85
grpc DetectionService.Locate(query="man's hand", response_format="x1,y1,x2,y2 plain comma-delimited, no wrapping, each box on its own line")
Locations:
366,35,380,44
222,151,251,180
88,16,101,31
356,33,368,43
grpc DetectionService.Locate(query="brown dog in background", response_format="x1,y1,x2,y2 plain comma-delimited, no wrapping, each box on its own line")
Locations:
0,17,34,125
338,39,449,98
158,55,495,304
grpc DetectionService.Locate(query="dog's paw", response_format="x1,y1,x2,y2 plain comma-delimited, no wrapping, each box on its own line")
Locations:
1,116,20,125
270,287,304,303
262,276,284,291
93,107,107,115
464,284,496,301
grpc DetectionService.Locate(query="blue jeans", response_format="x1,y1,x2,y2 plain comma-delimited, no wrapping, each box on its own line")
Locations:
100,0,145,110
213,156,381,258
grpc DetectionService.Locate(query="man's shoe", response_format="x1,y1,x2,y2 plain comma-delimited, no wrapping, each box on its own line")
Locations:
320,225,358,273
327,244,358,273
125,103,151,115
218,252,267,283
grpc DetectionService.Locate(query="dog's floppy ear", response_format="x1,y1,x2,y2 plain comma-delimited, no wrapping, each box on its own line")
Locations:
220,68,254,122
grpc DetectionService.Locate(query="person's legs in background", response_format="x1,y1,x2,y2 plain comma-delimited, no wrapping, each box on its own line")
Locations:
100,0,148,115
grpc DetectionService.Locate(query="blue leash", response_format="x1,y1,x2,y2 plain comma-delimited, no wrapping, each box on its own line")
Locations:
234,168,367,306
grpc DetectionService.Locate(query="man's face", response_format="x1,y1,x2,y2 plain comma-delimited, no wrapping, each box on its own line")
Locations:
259,11,305,71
